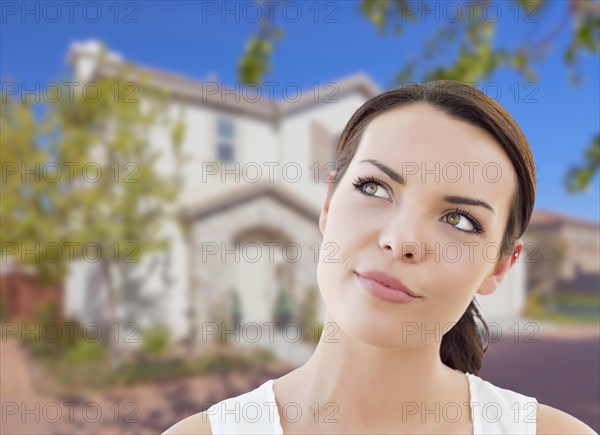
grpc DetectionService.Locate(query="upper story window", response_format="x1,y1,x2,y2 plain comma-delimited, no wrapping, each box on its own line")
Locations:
216,117,236,163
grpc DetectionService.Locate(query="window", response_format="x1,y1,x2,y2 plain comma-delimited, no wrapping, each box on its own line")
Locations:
217,142,234,162
216,117,235,163
218,118,235,139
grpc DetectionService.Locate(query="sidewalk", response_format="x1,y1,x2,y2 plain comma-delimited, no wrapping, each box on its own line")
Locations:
1,339,36,398
0,339,56,434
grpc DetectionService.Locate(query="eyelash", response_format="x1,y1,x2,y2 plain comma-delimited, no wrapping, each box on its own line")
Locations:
351,175,486,237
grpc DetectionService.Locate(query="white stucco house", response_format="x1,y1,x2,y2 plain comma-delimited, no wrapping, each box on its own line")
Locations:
63,40,527,359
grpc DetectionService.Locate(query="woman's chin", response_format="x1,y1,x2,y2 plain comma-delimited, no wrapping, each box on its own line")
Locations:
331,303,425,349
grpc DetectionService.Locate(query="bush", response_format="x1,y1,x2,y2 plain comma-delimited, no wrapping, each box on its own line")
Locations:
51,358,114,389
65,340,105,363
250,347,276,362
141,326,170,358
116,358,188,385
209,353,249,372
194,355,219,374
312,322,324,343
34,302,59,325
21,322,57,357
274,287,293,326
301,286,319,342
523,293,545,318
19,302,63,357
191,352,261,375
0,287,8,321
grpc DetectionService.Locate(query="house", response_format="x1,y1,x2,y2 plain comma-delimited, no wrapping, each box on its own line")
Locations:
59,40,532,358
0,261,63,324
523,208,600,296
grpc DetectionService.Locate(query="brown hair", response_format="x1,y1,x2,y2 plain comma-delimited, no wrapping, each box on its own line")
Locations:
327,81,536,376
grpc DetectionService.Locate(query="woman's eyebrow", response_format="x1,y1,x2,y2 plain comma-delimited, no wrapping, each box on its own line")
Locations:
358,159,496,215
443,195,496,215
358,159,406,185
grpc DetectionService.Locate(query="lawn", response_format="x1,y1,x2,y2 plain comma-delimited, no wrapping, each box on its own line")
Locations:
524,291,600,325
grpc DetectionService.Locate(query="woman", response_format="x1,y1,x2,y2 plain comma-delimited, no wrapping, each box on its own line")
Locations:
164,81,597,434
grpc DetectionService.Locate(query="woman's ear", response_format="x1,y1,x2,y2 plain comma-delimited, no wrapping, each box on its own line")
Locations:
319,171,336,236
477,239,525,296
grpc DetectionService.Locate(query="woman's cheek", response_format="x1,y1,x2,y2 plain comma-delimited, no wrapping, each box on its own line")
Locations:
317,225,344,290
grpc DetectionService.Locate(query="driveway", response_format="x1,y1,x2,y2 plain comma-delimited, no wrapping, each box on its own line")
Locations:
481,322,599,433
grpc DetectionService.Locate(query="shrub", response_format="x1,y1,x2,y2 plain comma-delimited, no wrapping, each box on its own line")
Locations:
65,340,105,363
21,322,57,357
310,322,324,343
301,286,319,342
250,347,276,362
34,302,59,325
523,292,545,318
116,358,188,385
141,326,170,358
0,287,7,321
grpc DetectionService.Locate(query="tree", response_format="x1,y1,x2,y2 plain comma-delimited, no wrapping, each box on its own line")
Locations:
564,133,600,194
238,0,599,193
1,44,187,367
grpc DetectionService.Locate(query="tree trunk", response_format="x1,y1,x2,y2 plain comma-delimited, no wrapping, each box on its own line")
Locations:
186,223,200,355
101,257,123,369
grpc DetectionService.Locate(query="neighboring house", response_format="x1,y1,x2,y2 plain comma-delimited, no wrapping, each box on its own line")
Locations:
523,208,600,296
45,40,534,355
0,261,63,323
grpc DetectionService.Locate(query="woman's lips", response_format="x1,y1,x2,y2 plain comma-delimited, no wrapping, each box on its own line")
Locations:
354,271,422,304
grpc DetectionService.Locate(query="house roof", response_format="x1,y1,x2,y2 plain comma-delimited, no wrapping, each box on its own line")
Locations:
66,40,381,123
529,208,599,229
182,181,321,224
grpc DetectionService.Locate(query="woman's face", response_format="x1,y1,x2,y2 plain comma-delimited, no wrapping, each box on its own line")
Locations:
317,102,521,348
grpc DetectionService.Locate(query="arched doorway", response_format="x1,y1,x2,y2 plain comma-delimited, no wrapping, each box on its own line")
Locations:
232,226,295,326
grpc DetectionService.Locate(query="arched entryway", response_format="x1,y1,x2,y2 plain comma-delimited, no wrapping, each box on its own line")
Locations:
232,226,296,327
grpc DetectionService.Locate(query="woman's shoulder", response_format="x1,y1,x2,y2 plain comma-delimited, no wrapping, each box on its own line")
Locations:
536,403,597,434
162,411,213,435
467,372,539,408
468,373,596,434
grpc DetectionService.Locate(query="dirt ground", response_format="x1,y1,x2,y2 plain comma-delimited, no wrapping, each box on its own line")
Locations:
1,323,598,434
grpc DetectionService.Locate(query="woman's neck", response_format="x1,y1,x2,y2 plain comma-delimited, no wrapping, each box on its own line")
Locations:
273,314,472,432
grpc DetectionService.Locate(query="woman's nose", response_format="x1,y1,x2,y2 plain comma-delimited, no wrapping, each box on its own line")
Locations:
378,207,425,264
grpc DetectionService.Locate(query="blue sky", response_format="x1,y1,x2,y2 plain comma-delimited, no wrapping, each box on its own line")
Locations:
2,0,598,221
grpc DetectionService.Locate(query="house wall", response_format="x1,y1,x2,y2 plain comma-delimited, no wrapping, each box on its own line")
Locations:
561,224,600,279
523,217,600,294
63,217,188,346
279,92,368,208
188,193,322,324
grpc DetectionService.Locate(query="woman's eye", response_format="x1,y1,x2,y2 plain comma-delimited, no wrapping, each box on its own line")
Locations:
445,212,474,231
352,176,390,199
444,210,484,236
361,182,387,198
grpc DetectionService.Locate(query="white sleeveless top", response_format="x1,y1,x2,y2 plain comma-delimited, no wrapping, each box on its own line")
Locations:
205,371,538,434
